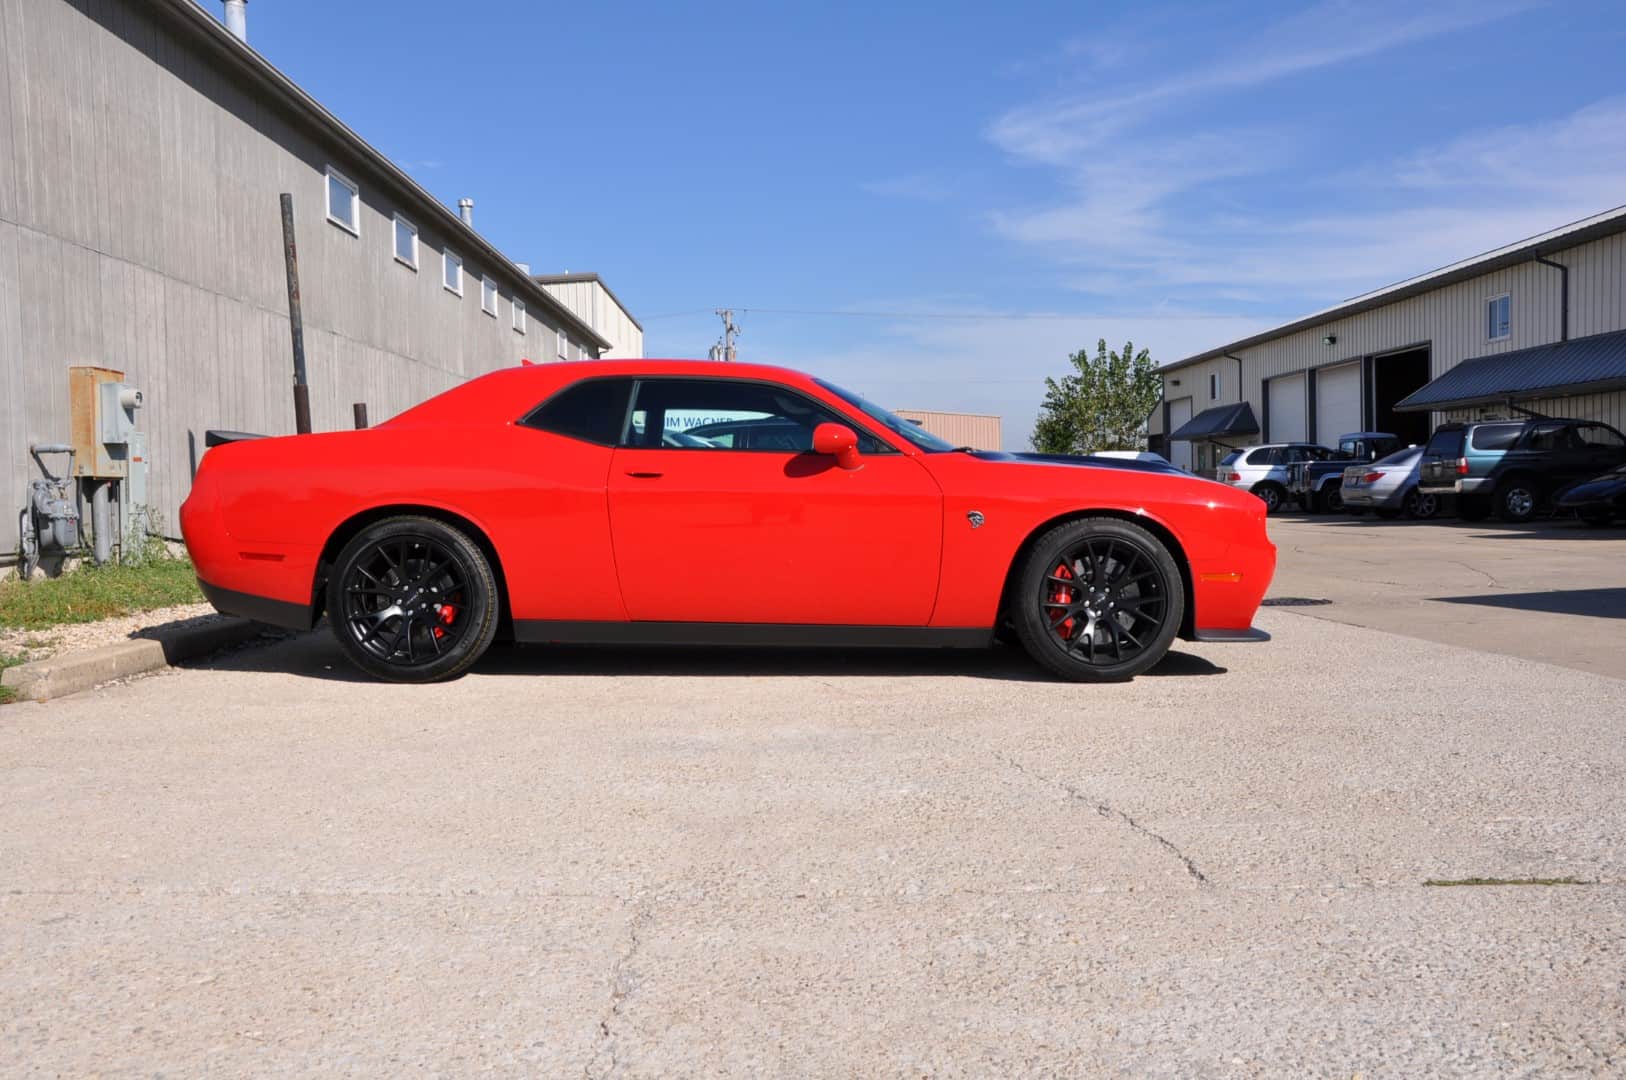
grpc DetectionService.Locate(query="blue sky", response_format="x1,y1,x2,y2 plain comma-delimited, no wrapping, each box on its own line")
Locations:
224,0,1626,447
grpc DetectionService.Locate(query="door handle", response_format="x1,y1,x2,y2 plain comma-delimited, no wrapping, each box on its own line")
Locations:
625,470,664,479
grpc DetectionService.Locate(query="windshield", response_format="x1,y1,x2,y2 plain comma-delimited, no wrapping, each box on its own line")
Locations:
814,378,957,452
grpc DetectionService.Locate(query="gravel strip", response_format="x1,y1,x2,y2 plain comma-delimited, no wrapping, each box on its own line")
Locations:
0,602,223,662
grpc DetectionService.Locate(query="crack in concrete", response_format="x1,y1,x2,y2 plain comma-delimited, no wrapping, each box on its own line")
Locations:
991,751,1209,885
1449,560,1503,590
584,895,655,1080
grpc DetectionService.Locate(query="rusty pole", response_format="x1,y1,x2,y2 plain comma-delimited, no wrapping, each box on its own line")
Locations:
279,193,312,435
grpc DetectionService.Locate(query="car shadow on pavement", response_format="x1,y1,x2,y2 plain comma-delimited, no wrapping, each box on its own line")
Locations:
1430,587,1626,620
1278,514,1624,538
194,631,1227,683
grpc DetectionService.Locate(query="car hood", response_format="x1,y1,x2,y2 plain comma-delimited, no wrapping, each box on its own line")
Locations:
978,450,1184,475
1556,471,1626,504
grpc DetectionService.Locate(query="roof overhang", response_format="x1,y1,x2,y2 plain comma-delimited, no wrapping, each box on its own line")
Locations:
1395,328,1626,412
1170,402,1261,441
150,0,613,354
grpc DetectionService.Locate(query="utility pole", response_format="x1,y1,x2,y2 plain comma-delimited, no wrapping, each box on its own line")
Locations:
711,309,740,362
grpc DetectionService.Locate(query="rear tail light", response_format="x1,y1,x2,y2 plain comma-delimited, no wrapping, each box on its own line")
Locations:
1226,472,1242,482
1362,472,1384,483
1456,457,1470,475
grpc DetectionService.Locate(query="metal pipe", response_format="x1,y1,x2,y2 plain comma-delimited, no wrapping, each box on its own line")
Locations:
458,198,474,226
1534,254,1568,342
224,0,247,42
90,481,111,565
279,193,312,434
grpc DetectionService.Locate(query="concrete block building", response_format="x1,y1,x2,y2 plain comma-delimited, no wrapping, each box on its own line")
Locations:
1,0,633,551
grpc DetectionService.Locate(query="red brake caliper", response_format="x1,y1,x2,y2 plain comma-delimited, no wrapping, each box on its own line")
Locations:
433,600,457,639
1050,562,1075,638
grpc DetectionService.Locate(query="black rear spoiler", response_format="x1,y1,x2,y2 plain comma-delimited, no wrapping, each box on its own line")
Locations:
204,430,269,448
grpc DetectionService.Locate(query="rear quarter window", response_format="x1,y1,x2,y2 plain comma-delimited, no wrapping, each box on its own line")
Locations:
521,377,633,445
1470,423,1525,451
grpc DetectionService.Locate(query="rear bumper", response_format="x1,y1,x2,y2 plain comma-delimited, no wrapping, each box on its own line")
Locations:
199,579,317,631
1194,627,1270,643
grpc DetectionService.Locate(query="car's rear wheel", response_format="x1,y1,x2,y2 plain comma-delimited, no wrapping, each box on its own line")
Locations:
1495,478,1540,523
1251,483,1285,514
1011,517,1184,682
1322,486,1344,513
1403,488,1439,520
327,516,499,683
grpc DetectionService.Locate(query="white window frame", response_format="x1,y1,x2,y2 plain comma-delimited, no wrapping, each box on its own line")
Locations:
557,329,569,361
513,298,526,335
443,251,463,296
1486,292,1511,342
325,166,360,236
392,213,418,270
481,275,498,316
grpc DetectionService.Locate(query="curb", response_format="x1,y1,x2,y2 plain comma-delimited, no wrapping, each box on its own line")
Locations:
1,618,266,702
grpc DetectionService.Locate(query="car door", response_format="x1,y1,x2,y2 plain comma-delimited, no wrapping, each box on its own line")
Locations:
606,376,944,626
1575,423,1626,480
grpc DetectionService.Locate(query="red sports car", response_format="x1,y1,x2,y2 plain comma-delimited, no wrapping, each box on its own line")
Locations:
181,360,1275,682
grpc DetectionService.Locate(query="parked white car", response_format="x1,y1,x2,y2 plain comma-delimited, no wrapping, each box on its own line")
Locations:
1215,443,1339,513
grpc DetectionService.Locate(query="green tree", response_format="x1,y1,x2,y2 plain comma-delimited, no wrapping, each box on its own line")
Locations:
1030,338,1161,454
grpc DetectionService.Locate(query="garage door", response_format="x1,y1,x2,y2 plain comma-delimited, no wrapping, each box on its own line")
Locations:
1268,374,1306,443
1315,362,1362,445
1166,398,1192,472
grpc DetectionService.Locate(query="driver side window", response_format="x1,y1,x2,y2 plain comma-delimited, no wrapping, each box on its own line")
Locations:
622,378,886,453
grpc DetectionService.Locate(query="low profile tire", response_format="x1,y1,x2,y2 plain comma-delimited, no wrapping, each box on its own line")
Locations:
1403,488,1440,520
327,516,499,683
1010,517,1185,682
1495,478,1540,524
1457,497,1491,522
1252,483,1285,514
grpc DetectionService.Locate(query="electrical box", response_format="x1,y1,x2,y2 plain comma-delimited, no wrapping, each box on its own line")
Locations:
69,365,133,478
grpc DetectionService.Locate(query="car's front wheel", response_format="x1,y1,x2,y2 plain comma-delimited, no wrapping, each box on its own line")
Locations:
327,516,499,683
1251,483,1285,514
1010,517,1185,682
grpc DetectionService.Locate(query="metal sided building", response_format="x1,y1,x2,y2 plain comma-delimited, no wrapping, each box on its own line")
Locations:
0,0,617,552
1148,206,1626,475
533,273,645,359
892,410,1004,451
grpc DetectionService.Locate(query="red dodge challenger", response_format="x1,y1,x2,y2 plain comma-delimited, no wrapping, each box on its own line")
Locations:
181,360,1275,683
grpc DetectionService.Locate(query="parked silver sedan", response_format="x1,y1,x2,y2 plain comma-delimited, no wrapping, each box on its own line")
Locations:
1339,446,1440,519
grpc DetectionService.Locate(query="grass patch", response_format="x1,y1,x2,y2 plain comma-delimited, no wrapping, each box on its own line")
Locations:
0,555,202,631
1424,877,1589,887
0,650,24,705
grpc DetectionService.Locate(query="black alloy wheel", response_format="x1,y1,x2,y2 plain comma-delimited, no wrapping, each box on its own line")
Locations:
1253,484,1284,513
1495,478,1540,524
1403,489,1439,520
1011,517,1184,682
328,516,498,682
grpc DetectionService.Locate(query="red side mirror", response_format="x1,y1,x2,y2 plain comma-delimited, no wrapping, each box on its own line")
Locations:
812,422,862,470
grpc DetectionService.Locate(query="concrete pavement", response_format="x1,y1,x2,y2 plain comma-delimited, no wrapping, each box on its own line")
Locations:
3,606,1624,1075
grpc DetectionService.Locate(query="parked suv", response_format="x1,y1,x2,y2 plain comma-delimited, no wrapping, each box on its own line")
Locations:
1216,443,1340,513
1418,418,1626,522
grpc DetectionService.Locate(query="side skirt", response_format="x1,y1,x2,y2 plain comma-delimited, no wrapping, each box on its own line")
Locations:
1193,627,1271,643
513,621,994,649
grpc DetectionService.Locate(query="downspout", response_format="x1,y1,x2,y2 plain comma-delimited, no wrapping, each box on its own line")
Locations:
1222,353,1244,402
1534,253,1568,342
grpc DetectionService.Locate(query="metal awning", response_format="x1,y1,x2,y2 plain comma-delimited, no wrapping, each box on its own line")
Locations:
1169,402,1260,441
1395,328,1626,412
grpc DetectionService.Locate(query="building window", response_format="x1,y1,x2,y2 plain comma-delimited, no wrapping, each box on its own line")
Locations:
557,329,569,361
513,298,526,334
1209,372,1221,399
443,251,463,296
325,166,359,236
481,276,498,316
392,214,417,269
1487,293,1510,341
